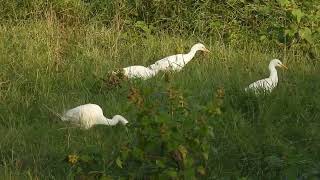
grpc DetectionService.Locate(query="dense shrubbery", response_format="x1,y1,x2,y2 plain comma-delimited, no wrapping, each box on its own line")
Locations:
2,0,319,48
1,1,320,179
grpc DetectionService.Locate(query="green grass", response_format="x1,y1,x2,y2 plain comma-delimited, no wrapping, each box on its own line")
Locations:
0,20,320,179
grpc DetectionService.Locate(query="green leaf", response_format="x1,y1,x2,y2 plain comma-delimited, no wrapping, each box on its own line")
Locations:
184,157,194,168
155,160,165,168
299,27,313,43
260,35,267,41
163,169,178,178
76,166,82,173
183,167,196,179
132,148,144,159
80,155,91,162
202,152,209,161
197,166,206,176
116,157,123,168
100,175,114,180
277,0,290,7
210,21,222,29
292,9,304,23
285,29,296,38
264,155,284,168
120,149,129,160
134,21,151,34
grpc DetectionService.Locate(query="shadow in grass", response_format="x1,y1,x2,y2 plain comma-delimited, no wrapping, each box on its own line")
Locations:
227,88,264,122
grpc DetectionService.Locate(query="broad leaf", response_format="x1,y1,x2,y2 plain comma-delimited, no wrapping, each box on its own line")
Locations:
299,27,313,43
292,9,304,23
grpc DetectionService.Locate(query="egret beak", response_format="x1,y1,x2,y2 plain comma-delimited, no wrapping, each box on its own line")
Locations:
280,64,288,69
203,48,210,53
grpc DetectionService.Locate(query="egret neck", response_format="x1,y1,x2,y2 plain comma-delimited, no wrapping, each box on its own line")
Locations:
96,116,117,126
269,63,278,84
183,46,200,65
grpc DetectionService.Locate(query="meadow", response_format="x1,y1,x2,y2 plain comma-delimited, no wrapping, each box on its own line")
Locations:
1,0,320,179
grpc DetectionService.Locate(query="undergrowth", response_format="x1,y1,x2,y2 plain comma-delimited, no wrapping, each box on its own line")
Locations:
0,1,320,179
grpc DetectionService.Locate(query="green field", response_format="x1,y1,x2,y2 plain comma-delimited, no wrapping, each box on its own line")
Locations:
1,1,320,179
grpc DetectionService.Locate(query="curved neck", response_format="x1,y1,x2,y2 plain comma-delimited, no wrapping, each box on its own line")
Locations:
189,47,199,57
268,65,278,81
183,48,198,63
96,116,120,126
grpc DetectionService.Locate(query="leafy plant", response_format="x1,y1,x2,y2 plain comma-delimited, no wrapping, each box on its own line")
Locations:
111,85,218,178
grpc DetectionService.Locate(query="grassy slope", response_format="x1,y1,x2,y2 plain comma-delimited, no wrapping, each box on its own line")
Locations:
0,20,320,179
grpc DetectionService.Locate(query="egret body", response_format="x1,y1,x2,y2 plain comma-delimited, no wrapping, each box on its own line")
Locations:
149,43,210,72
61,104,128,129
122,65,159,79
245,59,287,94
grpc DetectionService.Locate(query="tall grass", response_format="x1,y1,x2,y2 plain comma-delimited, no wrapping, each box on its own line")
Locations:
0,2,320,179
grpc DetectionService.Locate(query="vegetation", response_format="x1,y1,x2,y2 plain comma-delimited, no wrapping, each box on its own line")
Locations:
0,0,319,179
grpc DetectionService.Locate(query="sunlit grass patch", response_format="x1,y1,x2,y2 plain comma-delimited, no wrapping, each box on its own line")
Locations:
0,21,319,179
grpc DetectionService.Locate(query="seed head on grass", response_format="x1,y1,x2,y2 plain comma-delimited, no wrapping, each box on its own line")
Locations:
102,69,127,89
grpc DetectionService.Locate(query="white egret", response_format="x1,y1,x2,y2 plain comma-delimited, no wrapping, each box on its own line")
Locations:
245,59,288,94
122,65,159,79
149,43,210,72
61,104,128,129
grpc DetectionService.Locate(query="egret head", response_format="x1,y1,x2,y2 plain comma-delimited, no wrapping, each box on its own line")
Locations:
113,115,128,125
270,59,288,69
191,43,210,53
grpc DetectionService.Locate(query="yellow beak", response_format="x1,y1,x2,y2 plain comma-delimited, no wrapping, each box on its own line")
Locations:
203,48,210,53
281,64,288,69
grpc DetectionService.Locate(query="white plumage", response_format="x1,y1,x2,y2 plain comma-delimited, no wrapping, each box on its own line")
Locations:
245,59,288,94
149,43,210,72
61,104,128,129
122,65,159,79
